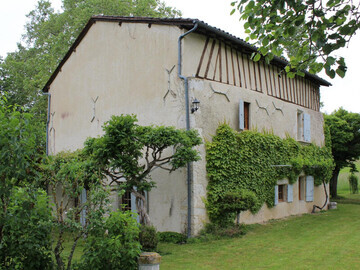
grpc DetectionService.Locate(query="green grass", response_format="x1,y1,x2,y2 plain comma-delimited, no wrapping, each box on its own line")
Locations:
159,202,360,269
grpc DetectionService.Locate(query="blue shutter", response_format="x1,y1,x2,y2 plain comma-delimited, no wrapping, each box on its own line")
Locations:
287,184,293,202
304,113,311,142
306,176,314,202
274,185,279,205
80,188,87,227
239,99,244,131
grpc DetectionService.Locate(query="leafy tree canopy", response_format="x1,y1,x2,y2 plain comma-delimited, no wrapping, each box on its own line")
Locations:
231,0,358,79
324,108,360,197
0,0,181,119
84,114,202,225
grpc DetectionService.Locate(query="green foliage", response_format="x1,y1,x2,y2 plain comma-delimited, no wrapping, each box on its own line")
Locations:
41,150,110,270
206,124,334,225
221,189,258,223
0,95,48,268
0,187,53,270
324,109,360,197
231,0,357,78
77,210,141,270
84,114,201,225
348,173,359,194
139,225,159,251
0,0,181,118
158,231,187,244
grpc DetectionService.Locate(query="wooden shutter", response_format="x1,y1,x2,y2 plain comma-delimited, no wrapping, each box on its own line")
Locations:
287,184,293,202
80,188,87,226
274,185,279,205
304,113,311,142
239,99,244,131
306,176,314,202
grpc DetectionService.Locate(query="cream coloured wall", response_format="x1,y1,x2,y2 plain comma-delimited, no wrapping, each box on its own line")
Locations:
181,33,328,234
48,21,329,235
48,21,190,233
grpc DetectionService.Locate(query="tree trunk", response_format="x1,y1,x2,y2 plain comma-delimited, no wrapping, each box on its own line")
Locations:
330,166,340,198
132,189,151,226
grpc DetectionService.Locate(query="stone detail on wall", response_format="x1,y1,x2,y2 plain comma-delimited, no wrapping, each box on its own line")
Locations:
209,83,230,102
163,65,177,102
91,96,99,122
255,99,270,116
272,101,284,115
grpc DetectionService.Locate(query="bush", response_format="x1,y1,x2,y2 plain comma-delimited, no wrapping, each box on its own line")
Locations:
0,187,53,269
77,211,141,270
139,225,159,251
349,173,359,194
158,231,187,244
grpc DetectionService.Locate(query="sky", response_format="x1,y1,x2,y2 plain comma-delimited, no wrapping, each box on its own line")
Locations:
0,0,359,114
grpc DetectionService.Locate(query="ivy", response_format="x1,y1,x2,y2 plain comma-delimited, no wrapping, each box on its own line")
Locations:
205,124,334,225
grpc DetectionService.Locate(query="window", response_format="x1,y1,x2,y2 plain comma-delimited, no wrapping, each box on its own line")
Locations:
275,182,293,205
298,176,305,200
297,110,311,142
120,190,132,211
239,100,250,131
278,184,286,202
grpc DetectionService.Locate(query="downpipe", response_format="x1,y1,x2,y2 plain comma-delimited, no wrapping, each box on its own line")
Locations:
178,22,199,238
43,92,51,156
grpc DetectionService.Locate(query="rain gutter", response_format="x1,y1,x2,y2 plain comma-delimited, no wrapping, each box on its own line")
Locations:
178,21,199,238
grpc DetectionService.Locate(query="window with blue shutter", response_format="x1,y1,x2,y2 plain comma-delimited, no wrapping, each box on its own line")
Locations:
287,184,293,202
306,176,314,202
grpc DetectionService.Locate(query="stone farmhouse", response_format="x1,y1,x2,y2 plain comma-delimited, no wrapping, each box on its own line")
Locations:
43,16,331,235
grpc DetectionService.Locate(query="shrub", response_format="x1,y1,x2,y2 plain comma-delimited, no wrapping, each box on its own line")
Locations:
349,173,359,194
78,211,141,270
139,225,159,251
158,231,187,244
0,187,53,269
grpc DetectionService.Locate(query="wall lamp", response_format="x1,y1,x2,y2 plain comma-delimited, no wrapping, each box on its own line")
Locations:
191,98,200,113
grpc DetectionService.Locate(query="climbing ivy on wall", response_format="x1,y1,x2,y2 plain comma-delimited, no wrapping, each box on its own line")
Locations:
205,124,334,225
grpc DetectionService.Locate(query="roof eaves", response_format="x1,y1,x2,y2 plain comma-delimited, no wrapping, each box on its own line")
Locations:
42,16,331,92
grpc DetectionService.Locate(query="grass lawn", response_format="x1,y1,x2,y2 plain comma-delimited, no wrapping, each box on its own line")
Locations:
159,203,360,269
158,169,360,270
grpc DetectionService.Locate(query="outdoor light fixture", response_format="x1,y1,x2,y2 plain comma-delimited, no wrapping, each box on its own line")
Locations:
191,98,200,113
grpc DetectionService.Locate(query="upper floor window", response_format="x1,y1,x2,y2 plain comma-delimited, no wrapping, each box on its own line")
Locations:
297,110,311,142
239,100,250,131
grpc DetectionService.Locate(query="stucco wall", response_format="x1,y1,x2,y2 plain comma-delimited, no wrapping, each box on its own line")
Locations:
48,21,189,233
182,33,328,234
48,22,329,235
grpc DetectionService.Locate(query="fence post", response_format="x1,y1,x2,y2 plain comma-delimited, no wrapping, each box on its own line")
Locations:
138,252,161,270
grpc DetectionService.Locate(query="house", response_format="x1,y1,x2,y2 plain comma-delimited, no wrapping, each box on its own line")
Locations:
43,16,331,235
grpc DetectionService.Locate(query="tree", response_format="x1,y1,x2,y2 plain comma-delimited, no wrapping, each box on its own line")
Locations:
84,115,202,225
0,95,51,268
231,0,357,79
0,0,181,119
41,151,110,270
324,108,360,198
221,189,258,225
